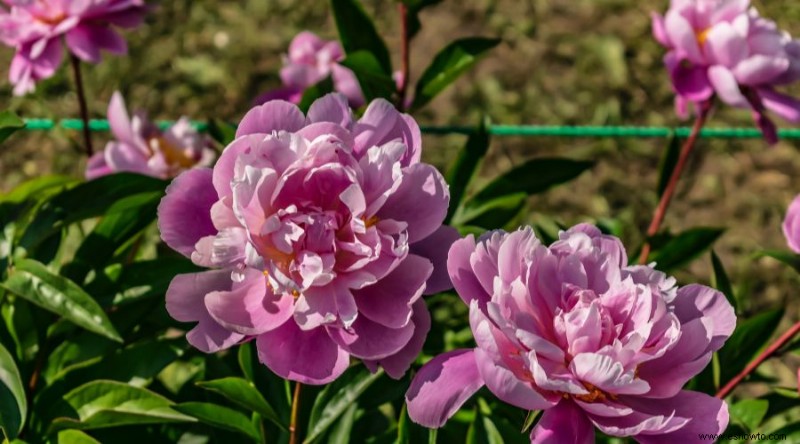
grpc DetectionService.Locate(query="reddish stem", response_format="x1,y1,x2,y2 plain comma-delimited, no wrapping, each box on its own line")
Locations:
716,320,800,399
638,101,712,264
289,382,302,444
69,54,93,157
397,2,410,111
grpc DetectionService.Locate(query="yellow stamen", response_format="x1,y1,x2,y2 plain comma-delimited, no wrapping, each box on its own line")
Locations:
363,215,380,228
152,137,196,169
697,28,711,46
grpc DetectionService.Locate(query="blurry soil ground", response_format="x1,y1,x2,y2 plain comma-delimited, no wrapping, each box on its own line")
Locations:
1,1,799,388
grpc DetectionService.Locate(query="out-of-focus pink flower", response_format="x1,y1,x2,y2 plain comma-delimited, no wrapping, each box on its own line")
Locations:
86,92,214,180
157,93,457,384
407,224,735,443
782,194,800,253
652,0,800,143
254,31,365,108
0,0,147,95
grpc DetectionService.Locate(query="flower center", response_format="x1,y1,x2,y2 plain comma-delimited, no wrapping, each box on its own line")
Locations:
150,137,197,169
571,382,615,403
696,28,711,46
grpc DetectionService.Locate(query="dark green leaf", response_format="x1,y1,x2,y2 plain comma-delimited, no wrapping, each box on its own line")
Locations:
711,251,738,313
339,51,397,102
401,0,443,38
2,259,121,342
454,193,527,229
718,309,785,386
48,381,194,432
0,111,25,144
521,410,542,433
298,76,335,113
656,131,680,197
729,399,768,432
647,227,725,272
331,0,392,73
0,342,26,439
173,402,260,442
411,38,501,110
326,402,358,444
196,377,285,431
19,174,166,252
57,429,101,444
466,158,593,209
445,117,491,224
466,407,504,444
304,367,383,443
207,119,237,146
755,250,800,274
758,422,800,443
107,258,200,306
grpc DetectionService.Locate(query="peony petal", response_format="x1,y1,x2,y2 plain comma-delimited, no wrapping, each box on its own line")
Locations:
256,320,350,385
671,284,735,350
66,24,127,63
651,12,670,47
326,308,416,360
353,254,431,328
406,349,484,428
665,52,714,102
447,235,492,309
733,55,790,86
236,101,307,138
166,270,244,353
103,141,151,175
708,65,748,107
158,168,218,257
107,91,136,144
378,163,449,243
409,225,460,294
205,269,294,335
307,93,355,128
530,401,595,444
474,347,556,410
624,391,728,443
363,300,431,379
663,11,702,64
85,151,113,180
760,88,800,123
703,22,748,68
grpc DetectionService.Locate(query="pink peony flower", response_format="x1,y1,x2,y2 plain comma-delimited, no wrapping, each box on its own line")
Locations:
0,0,147,95
652,0,800,143
406,224,736,443
157,93,458,384
86,91,215,180
782,194,800,253
254,31,365,108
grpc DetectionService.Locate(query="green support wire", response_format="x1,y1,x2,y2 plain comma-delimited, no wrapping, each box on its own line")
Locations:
20,118,800,139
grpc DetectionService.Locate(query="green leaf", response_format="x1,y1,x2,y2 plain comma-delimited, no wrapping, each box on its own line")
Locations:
106,258,200,306
304,367,383,443
298,76,335,113
445,117,491,224
521,410,542,433
196,377,285,431
454,193,527,229
718,309,785,386
656,130,680,197
330,0,392,74
755,250,800,274
647,227,725,272
19,174,166,252
173,402,260,442
57,429,101,444
207,119,237,145
401,0,443,38
48,380,194,432
466,158,594,209
729,399,769,432
710,251,738,313
339,51,397,102
326,402,358,444
2,259,121,342
411,37,501,110
466,407,504,444
0,111,25,144
0,342,26,439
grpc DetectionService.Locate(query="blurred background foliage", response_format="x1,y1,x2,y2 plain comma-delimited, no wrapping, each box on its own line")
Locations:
1,0,799,393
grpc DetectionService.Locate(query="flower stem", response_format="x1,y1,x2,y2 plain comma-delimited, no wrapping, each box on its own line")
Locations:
716,320,800,399
69,54,93,157
397,2,410,111
638,101,712,264
289,382,302,444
